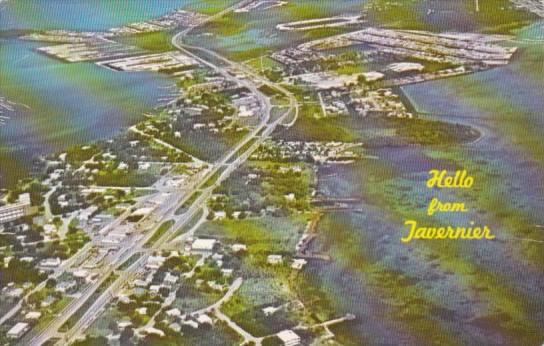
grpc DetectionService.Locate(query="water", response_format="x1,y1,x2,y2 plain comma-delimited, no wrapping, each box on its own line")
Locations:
309,22,544,345
0,1,196,187
1,0,194,31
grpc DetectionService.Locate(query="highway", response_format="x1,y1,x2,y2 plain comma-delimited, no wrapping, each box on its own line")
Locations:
24,1,298,344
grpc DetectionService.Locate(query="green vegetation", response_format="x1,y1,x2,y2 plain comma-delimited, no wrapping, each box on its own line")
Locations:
121,31,174,52
213,161,315,214
93,169,156,187
63,228,91,256
145,220,175,248
366,0,535,33
65,145,100,166
118,253,142,271
278,102,356,142
0,256,46,286
70,335,108,346
203,15,247,36
389,117,481,145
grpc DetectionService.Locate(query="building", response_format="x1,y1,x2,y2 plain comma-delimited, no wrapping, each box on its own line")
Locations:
191,238,218,253
196,314,213,325
277,330,301,346
7,322,29,339
146,255,165,270
40,257,61,268
267,255,283,265
0,194,32,225
263,306,279,316
291,259,307,270
166,308,181,319
24,311,42,321
55,280,77,294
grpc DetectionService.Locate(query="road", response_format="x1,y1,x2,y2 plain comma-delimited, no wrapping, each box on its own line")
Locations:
26,1,298,344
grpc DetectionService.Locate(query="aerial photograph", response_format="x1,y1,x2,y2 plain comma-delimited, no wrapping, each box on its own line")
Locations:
0,0,543,345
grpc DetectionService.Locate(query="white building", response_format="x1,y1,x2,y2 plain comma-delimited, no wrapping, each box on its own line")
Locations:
291,259,307,270
40,257,61,268
277,329,301,346
196,314,213,325
146,255,165,270
263,306,279,316
267,255,283,265
231,244,247,253
24,311,42,321
0,194,32,225
7,322,29,339
191,238,217,253
166,308,181,318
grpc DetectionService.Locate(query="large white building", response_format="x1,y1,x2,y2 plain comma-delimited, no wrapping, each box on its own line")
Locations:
7,322,29,339
190,238,218,253
277,330,301,346
0,193,31,225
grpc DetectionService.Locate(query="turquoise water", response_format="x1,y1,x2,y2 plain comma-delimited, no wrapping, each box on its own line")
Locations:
0,0,200,187
1,0,193,31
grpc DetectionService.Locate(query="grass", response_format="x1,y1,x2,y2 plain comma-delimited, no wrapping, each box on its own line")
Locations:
144,220,174,248
365,0,534,33
277,102,357,142
117,253,142,271
201,167,226,189
120,31,174,52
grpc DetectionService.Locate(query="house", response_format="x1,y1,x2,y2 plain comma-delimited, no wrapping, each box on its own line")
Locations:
118,295,132,304
214,211,227,220
207,281,224,291
166,308,181,319
134,279,149,288
267,255,283,265
117,321,132,330
191,239,217,253
163,273,178,286
221,269,233,277
135,307,147,315
277,330,301,346
40,257,61,268
73,269,89,282
7,322,29,339
196,314,213,325
169,322,182,333
284,193,296,201
55,280,77,294
262,306,279,317
142,327,165,337
24,311,42,321
181,319,199,329
146,255,166,270
291,259,307,270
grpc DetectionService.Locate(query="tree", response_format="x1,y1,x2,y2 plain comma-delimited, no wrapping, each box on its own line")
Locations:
206,210,215,221
159,286,170,298
120,327,134,345
45,278,57,289
108,320,119,333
